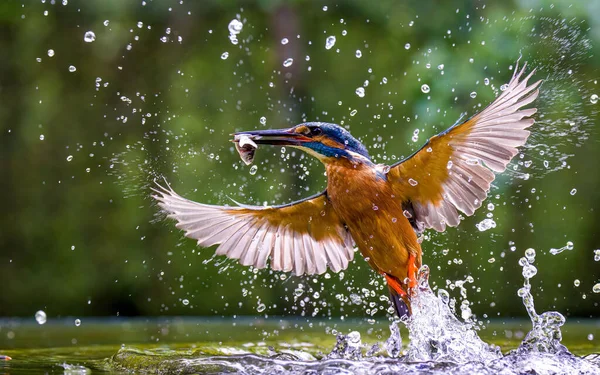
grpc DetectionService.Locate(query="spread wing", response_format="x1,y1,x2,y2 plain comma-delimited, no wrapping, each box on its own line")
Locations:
387,62,542,232
152,182,355,275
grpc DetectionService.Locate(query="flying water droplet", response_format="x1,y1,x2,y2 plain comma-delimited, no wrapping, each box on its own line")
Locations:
355,50,362,58
68,65,76,73
259,116,266,125
228,19,243,35
421,84,430,93
570,188,577,195
257,303,266,312
249,165,258,175
591,94,598,104
35,310,47,325
221,52,229,60
476,218,496,231
83,31,96,43
47,49,55,57
355,87,365,97
593,284,600,293
325,36,336,50
74,319,81,327
281,38,288,45
66,155,73,161
404,43,411,50
182,299,189,306
447,160,453,169
283,58,294,67
408,178,418,186
470,91,477,98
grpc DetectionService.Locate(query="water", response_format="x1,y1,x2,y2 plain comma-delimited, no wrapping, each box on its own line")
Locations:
2,259,598,374
1,318,598,374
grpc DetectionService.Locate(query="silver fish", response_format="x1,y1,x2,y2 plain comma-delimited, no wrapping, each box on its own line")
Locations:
234,135,258,165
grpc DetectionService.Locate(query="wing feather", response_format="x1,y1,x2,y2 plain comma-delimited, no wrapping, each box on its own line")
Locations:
388,62,541,232
153,183,355,275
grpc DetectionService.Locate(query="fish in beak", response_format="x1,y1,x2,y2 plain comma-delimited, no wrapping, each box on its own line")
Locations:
233,128,311,165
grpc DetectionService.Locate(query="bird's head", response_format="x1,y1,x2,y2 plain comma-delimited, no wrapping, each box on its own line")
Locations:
234,122,370,163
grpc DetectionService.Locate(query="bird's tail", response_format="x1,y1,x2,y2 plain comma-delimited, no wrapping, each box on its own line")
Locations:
389,288,411,318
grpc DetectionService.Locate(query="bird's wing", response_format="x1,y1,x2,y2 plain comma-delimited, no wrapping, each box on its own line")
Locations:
387,63,541,232
152,182,355,275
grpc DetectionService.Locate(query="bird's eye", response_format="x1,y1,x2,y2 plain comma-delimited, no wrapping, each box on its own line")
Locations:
311,127,322,136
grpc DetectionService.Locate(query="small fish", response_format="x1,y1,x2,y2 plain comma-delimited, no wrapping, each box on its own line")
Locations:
0,355,12,361
234,134,258,165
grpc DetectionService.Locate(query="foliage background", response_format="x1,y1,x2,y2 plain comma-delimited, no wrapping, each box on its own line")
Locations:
0,0,599,320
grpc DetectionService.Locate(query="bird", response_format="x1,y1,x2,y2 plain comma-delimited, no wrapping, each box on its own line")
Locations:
153,63,541,317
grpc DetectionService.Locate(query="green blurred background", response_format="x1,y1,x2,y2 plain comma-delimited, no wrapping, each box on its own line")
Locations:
0,0,598,320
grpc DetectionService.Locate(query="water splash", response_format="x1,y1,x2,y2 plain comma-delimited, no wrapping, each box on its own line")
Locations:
405,266,502,363
110,261,597,374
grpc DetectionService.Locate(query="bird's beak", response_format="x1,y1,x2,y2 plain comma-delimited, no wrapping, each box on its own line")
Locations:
232,128,311,146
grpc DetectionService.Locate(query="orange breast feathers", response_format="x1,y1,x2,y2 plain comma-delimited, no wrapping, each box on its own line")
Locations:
325,160,419,277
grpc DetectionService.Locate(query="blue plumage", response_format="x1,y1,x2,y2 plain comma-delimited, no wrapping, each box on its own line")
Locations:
304,122,370,159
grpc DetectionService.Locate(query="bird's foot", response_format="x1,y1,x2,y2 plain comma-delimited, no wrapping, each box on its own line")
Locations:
407,253,418,291
384,274,408,299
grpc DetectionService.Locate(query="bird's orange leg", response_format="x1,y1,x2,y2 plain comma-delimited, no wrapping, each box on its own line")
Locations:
407,253,418,290
384,274,407,298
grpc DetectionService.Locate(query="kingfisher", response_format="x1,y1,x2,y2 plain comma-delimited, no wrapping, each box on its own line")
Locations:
153,63,541,317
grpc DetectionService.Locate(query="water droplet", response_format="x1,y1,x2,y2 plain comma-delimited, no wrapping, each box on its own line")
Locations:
35,310,47,325
281,38,288,45
426,147,433,153
228,19,243,35
470,91,477,98
349,293,362,304
355,87,365,98
249,165,258,175
259,116,267,125
403,210,412,218
350,109,357,116
574,279,580,287
447,160,453,169
103,20,110,26
66,155,73,162
591,94,598,104
404,43,411,50
408,178,418,186
325,36,336,50
83,31,96,43
322,5,328,11
39,134,45,140
487,203,495,211
437,64,444,70
525,248,536,262
47,49,55,57
182,299,189,306
257,303,266,313
68,65,76,73
588,333,595,340
593,284,600,293
221,52,229,60
74,319,81,327
594,249,600,262
570,188,577,195
484,78,490,85
476,218,496,232
355,50,362,58
283,58,294,67
421,84,430,93
500,84,508,91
